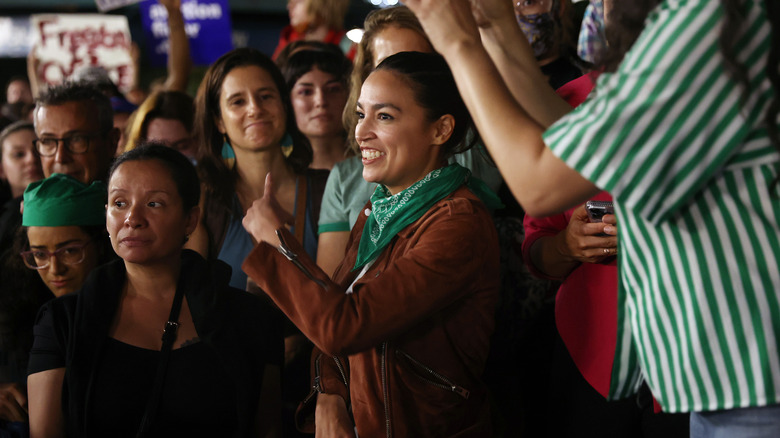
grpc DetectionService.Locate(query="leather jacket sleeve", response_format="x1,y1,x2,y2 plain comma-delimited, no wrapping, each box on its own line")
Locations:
241,196,497,357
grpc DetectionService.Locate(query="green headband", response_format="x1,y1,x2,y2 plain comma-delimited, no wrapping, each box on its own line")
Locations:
22,173,107,227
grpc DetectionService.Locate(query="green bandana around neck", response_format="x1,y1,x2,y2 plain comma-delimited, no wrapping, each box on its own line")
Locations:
353,163,503,271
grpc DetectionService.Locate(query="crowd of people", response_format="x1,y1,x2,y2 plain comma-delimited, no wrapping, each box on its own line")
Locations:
0,0,778,437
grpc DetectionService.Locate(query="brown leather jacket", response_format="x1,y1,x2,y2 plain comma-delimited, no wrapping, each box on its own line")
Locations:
243,186,500,437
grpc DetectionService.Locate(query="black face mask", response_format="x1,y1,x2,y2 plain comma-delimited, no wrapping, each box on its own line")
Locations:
517,12,556,59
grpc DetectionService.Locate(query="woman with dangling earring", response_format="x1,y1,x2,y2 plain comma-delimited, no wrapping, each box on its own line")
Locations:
189,47,328,287
188,47,329,437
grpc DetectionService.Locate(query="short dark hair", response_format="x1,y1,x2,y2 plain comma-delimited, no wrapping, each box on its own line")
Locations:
375,51,477,158
279,42,352,92
35,82,114,134
110,142,200,212
142,91,195,135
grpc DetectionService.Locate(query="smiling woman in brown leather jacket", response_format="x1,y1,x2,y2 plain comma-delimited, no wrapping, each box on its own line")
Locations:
242,52,501,437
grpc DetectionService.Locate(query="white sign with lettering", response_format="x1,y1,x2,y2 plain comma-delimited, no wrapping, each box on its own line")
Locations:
31,14,134,92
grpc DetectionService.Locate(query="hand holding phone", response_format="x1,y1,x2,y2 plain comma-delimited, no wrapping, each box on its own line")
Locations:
585,200,614,223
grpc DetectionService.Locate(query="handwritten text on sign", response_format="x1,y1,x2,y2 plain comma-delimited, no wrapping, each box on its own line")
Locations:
31,14,134,92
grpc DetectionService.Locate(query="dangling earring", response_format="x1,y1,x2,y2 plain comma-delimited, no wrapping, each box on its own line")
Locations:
221,135,235,169
280,132,294,158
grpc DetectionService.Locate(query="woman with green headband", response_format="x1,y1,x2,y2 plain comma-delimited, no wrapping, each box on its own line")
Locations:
242,52,501,437
17,173,111,297
0,173,109,434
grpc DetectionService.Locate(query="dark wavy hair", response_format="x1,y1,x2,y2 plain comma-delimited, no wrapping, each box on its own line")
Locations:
374,51,478,159
194,47,313,208
110,142,200,212
602,0,779,188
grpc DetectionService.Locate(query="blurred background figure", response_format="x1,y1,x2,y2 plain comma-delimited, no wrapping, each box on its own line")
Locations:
514,0,586,89
5,77,33,106
274,0,354,61
1,77,35,129
0,121,41,208
279,41,352,170
123,90,197,161
0,121,43,257
576,0,607,65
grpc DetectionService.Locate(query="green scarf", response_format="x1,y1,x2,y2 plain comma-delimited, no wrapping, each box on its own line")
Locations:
353,163,503,271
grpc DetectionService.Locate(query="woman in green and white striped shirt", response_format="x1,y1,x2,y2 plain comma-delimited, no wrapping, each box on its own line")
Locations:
406,0,779,436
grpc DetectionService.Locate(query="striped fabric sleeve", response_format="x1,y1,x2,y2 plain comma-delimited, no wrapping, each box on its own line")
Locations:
543,0,771,225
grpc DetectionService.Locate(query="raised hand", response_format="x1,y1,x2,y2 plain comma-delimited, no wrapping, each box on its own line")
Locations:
404,0,482,56
242,173,295,247
470,0,516,29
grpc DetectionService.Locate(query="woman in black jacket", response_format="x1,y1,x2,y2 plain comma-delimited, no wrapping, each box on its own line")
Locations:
27,144,283,438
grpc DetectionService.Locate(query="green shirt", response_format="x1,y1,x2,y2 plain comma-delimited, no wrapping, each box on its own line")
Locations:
545,0,779,413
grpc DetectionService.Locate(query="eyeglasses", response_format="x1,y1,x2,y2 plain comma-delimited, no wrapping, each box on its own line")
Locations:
33,133,101,157
20,240,92,270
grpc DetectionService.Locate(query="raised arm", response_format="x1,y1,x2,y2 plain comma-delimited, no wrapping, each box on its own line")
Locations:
160,0,192,92
26,46,41,99
405,0,599,216
473,0,573,128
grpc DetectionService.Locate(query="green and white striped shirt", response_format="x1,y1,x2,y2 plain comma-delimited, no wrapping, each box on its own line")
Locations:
544,0,779,413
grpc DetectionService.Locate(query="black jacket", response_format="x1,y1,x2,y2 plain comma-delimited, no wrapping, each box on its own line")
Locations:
30,250,283,437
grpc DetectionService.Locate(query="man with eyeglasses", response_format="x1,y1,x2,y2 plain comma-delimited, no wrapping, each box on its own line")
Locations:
33,82,119,185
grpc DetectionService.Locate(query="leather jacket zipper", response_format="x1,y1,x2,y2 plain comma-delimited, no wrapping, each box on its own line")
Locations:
275,229,328,289
302,354,350,406
382,342,392,438
301,353,324,406
396,350,470,399
333,356,348,387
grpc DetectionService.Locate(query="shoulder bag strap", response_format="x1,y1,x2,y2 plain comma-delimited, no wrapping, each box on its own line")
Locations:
135,285,186,438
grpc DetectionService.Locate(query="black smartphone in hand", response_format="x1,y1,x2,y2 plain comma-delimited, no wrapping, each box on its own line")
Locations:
585,200,614,223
